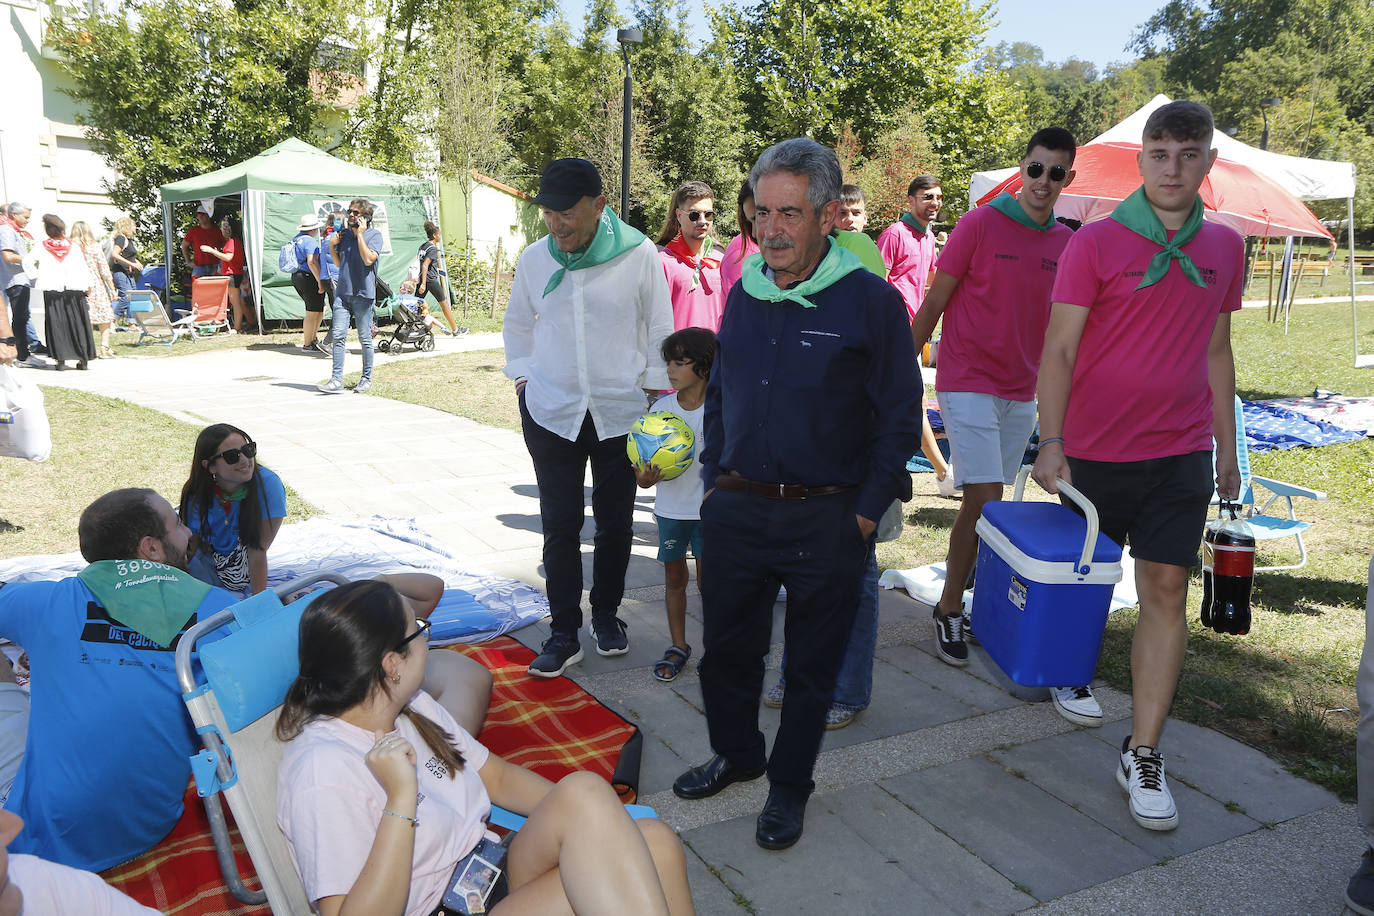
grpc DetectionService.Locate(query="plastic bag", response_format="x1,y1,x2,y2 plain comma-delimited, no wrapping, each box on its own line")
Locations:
0,366,53,461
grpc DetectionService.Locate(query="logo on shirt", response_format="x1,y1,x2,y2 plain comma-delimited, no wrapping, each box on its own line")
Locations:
799,329,840,338
79,601,188,652
994,253,1018,262
1200,266,1220,286
1041,257,1058,272
425,755,449,780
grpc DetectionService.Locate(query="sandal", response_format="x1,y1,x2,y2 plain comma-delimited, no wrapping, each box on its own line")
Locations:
652,645,691,682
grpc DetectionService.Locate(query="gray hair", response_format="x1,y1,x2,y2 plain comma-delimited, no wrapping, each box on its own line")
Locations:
748,138,843,215
6,202,29,216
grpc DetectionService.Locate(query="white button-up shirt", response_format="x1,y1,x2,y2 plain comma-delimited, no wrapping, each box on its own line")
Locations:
504,235,674,441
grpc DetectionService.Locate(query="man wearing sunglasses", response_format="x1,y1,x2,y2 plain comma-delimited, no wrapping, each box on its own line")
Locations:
1033,101,1242,834
877,175,943,323
911,127,1078,674
504,158,673,678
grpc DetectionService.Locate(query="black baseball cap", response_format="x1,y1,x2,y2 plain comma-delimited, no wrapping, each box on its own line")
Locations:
532,158,603,211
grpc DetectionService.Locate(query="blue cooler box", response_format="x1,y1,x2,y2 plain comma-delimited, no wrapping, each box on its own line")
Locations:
972,482,1123,687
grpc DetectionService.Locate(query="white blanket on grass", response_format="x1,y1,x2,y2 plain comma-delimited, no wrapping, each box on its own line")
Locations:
0,516,549,645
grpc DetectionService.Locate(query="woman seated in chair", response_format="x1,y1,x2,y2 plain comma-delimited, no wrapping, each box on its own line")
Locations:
179,423,286,597
275,579,694,916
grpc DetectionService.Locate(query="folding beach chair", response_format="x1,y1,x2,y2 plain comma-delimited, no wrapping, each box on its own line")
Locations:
1227,395,1327,571
128,289,189,346
178,275,232,338
177,573,655,913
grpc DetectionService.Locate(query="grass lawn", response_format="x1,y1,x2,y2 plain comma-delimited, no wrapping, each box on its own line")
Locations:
372,300,1373,799
0,388,317,557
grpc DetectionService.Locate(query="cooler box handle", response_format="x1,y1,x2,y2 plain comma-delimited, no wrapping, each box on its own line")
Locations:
1011,467,1101,576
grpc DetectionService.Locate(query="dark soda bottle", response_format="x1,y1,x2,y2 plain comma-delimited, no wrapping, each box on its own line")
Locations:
1201,502,1256,635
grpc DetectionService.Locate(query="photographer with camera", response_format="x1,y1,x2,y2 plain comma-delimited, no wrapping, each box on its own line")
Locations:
319,198,383,395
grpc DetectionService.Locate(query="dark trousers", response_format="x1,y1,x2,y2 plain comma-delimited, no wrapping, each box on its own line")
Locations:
698,487,870,795
520,396,636,637
5,285,30,360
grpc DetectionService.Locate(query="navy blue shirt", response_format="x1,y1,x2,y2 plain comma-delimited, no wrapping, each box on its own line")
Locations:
702,247,924,522
334,226,383,299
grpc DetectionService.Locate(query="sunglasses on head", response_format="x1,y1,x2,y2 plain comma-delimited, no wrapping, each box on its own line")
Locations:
396,617,431,650
685,210,715,222
1025,162,1069,182
210,440,257,465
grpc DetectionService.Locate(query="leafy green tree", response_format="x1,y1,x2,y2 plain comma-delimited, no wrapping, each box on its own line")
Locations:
48,0,371,237
712,0,1023,208
844,111,942,231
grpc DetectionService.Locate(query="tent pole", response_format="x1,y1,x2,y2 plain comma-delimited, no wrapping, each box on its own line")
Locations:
1352,195,1372,368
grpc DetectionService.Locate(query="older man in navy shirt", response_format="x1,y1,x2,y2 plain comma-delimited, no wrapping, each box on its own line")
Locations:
672,138,923,850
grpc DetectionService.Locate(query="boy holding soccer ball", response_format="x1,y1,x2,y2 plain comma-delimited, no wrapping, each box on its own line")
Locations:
634,327,716,682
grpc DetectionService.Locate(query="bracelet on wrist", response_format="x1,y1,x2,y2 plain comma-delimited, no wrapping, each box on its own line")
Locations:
1039,437,1065,448
382,808,418,828
0,337,15,345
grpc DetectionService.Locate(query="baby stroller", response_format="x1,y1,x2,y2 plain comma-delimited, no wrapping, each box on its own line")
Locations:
375,294,435,354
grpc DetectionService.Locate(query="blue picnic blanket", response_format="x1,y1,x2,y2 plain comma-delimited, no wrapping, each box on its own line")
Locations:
1242,400,1367,452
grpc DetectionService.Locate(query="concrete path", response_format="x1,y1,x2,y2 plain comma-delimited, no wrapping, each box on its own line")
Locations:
26,339,1362,915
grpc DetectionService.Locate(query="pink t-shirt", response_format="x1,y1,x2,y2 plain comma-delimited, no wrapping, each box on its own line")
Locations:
277,691,494,916
719,233,757,300
878,218,937,321
8,854,161,915
1051,216,1244,462
935,204,1073,401
660,249,725,331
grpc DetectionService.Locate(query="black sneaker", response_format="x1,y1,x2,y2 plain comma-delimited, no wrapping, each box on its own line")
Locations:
528,633,583,678
589,614,629,656
1349,848,1374,916
933,609,969,666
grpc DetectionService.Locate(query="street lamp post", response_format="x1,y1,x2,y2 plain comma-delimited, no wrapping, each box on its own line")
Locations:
1259,97,1281,150
616,28,642,219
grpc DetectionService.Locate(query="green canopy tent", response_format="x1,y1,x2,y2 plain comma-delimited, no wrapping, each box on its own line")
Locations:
158,138,436,324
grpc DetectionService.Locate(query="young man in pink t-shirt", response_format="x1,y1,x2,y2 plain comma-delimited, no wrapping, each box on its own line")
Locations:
655,180,724,331
877,176,942,322
911,127,1078,671
1032,100,1243,834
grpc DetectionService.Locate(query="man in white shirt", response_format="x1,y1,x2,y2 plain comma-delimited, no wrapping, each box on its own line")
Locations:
504,158,674,677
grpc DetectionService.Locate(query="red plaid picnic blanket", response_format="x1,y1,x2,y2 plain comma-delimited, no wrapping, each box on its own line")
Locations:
101,638,640,914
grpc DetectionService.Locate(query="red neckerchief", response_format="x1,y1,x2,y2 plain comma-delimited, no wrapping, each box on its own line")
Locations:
664,234,719,292
42,238,72,261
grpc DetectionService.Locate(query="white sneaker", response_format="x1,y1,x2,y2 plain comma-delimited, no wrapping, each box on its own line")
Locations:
1116,737,1179,831
317,378,345,394
18,354,49,369
1051,685,1102,727
936,468,958,498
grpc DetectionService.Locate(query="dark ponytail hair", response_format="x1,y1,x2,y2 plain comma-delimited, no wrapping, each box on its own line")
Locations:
179,423,265,550
276,580,465,775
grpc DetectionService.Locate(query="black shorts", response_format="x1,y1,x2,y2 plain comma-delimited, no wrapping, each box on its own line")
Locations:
291,270,326,312
228,274,243,289
420,277,445,302
1065,450,1214,568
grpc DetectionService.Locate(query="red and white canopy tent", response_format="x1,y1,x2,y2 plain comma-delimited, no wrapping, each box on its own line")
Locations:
968,95,1367,366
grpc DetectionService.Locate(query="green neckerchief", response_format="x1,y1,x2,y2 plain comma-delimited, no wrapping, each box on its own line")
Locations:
215,483,248,503
900,213,930,235
543,208,647,296
78,560,212,648
738,238,867,309
1110,187,1207,290
987,192,1055,232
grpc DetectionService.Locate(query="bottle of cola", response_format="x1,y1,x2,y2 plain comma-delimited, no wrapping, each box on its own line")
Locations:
1201,501,1256,635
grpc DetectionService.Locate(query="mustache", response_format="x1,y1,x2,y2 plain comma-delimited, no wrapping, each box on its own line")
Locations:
760,236,795,250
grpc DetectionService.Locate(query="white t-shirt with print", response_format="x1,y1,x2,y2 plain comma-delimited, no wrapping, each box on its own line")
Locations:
649,392,705,521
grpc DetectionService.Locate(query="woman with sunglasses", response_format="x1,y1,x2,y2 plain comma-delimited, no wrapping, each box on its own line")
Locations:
178,423,286,596
654,181,723,332
277,578,695,916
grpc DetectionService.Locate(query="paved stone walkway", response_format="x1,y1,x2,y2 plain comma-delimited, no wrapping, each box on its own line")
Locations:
26,338,1362,915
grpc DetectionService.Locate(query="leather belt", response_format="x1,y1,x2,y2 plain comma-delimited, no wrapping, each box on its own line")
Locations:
714,474,853,500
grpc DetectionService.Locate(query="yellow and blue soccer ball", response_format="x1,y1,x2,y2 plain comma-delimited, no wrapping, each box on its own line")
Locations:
627,411,695,480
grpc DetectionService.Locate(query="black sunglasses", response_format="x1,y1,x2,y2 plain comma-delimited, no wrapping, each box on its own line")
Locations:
686,210,715,222
1026,162,1069,182
396,617,431,650
210,440,257,465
